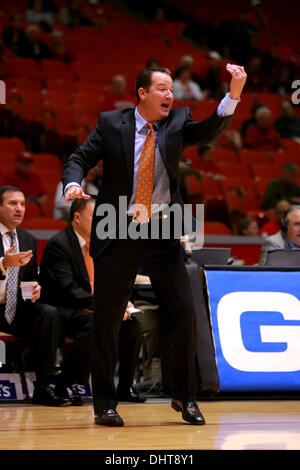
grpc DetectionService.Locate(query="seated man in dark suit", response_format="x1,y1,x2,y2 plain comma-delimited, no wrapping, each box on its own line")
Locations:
39,197,145,403
259,206,300,265
0,185,69,406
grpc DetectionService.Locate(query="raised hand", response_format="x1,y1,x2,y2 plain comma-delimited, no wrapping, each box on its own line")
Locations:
226,63,247,100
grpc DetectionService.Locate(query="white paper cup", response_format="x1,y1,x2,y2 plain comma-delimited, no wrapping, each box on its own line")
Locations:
20,281,34,300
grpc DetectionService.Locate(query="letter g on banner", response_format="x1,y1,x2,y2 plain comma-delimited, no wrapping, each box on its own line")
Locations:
217,292,300,372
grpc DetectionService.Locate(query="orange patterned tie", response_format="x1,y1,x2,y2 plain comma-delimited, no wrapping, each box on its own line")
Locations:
84,242,94,293
134,123,156,223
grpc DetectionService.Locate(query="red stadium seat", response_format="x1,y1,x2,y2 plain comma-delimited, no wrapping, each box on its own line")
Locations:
204,221,232,235
0,137,26,154
27,218,68,230
251,164,282,180
239,150,273,166
211,148,239,164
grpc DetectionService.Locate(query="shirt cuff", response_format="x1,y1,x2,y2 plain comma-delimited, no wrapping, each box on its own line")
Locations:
64,182,81,194
217,92,241,117
0,257,7,277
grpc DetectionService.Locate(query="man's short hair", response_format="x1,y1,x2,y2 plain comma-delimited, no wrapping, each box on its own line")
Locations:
135,67,171,102
0,185,23,204
70,196,96,222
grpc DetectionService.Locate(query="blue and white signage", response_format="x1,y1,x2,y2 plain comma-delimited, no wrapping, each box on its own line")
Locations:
205,270,300,391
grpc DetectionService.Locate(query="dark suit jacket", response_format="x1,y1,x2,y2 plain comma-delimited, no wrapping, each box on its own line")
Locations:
62,106,231,259
39,225,93,311
0,228,39,304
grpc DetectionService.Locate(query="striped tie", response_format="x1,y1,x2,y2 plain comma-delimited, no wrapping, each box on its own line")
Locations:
134,123,156,223
5,231,19,325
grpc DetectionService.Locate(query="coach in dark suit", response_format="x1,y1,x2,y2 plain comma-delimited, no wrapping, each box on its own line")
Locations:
39,197,145,404
0,185,69,406
62,65,247,426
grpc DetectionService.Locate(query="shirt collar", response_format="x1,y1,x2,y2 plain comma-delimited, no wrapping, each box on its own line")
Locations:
287,237,300,249
135,107,158,133
73,227,87,250
0,222,17,236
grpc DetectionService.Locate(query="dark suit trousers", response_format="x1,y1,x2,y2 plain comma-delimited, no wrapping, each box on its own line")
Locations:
0,301,60,385
91,234,197,412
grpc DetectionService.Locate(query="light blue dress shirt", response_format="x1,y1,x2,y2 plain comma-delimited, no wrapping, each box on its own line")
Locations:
66,92,239,214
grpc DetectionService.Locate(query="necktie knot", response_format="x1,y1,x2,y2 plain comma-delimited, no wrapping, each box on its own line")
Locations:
146,123,154,131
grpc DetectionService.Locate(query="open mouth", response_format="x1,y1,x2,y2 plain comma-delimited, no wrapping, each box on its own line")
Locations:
161,103,170,110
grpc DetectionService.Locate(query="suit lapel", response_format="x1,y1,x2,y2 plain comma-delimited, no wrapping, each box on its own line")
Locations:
120,109,136,191
157,119,177,180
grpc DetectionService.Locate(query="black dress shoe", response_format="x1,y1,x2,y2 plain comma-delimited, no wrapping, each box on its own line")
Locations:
95,409,124,427
171,399,206,425
32,386,71,407
117,386,146,403
55,384,84,406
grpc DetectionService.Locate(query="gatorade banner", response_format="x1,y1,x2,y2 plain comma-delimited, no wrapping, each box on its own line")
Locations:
205,269,300,391
0,374,24,400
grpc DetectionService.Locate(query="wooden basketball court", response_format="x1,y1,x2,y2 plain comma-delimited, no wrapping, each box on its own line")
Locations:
0,399,300,450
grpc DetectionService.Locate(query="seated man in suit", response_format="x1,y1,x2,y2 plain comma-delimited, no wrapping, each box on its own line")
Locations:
0,185,69,406
259,206,300,265
39,196,145,403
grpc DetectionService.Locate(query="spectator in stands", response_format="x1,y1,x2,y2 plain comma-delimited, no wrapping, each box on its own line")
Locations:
40,197,145,404
263,163,300,209
239,216,259,236
274,101,300,143
101,75,136,112
173,66,204,101
174,55,201,88
240,103,264,137
259,206,300,265
271,65,294,97
202,51,224,100
50,29,73,62
53,163,101,221
218,11,258,65
146,58,161,68
146,7,185,45
0,185,69,406
217,127,242,153
58,0,94,27
195,146,223,178
4,152,47,211
18,24,53,61
177,158,202,204
26,0,54,32
244,55,270,93
243,106,283,153
1,15,27,55
260,199,290,237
